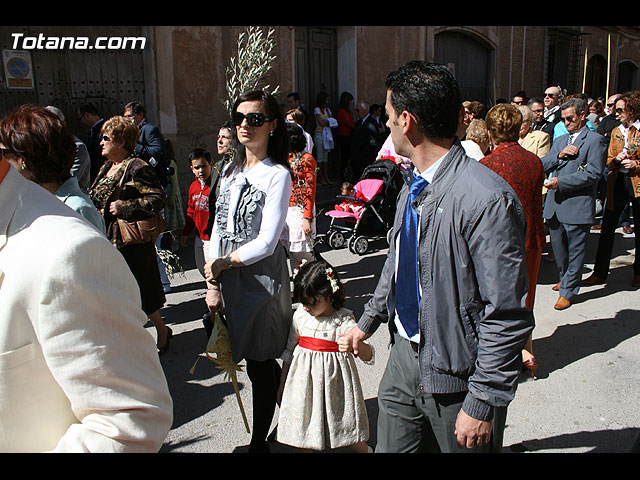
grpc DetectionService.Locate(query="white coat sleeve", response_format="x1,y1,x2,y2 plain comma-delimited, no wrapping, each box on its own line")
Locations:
38,234,173,452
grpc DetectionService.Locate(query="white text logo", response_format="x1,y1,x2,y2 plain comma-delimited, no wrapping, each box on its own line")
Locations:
11,33,146,50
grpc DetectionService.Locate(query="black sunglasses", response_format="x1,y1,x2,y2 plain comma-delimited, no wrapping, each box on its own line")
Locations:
232,112,274,127
544,93,555,98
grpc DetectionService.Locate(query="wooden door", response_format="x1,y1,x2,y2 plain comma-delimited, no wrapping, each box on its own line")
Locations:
294,27,338,121
435,30,491,106
0,26,146,143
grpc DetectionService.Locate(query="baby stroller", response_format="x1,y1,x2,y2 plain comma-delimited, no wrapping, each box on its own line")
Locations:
324,158,403,255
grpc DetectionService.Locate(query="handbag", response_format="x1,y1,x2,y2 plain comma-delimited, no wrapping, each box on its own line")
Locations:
117,212,166,245
115,158,167,245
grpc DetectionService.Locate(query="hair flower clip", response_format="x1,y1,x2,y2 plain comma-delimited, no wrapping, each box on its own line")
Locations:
325,267,339,293
293,258,308,278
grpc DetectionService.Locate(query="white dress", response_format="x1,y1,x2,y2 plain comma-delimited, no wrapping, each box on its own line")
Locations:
277,305,372,450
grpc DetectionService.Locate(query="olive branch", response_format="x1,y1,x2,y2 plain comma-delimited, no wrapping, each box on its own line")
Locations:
222,26,280,116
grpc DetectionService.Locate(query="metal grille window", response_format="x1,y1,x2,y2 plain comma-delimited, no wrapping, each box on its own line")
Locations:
547,27,584,95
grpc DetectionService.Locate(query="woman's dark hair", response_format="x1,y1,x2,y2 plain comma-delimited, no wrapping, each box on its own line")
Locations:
225,89,291,177
385,60,461,139
338,91,354,110
286,122,307,154
0,103,76,186
189,147,211,164
314,92,329,109
293,260,346,310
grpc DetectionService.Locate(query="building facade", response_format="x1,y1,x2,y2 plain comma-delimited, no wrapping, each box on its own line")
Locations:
2,25,639,202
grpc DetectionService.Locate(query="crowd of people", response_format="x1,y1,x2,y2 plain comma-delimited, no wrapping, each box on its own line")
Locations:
1,58,638,453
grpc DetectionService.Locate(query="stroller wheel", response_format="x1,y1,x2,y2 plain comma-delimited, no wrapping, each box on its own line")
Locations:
328,231,346,249
349,235,369,255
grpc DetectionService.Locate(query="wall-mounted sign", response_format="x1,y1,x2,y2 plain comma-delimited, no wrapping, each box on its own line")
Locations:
2,49,34,89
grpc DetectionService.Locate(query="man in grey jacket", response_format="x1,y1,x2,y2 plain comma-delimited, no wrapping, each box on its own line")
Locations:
541,97,607,310
346,61,534,452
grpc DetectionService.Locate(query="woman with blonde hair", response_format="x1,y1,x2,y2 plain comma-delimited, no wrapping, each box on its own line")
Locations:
89,116,172,354
461,119,490,160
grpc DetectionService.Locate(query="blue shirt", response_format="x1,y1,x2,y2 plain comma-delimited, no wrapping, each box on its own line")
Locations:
55,176,106,234
393,155,445,343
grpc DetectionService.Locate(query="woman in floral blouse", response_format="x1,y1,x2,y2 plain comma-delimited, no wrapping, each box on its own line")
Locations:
88,116,171,354
286,122,318,268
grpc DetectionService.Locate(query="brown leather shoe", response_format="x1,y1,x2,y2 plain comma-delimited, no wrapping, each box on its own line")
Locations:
632,276,640,288
552,282,561,291
623,226,634,234
554,297,571,310
591,224,602,230
582,274,606,286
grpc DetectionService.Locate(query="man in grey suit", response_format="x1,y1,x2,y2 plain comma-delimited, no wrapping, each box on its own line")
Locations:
542,97,607,310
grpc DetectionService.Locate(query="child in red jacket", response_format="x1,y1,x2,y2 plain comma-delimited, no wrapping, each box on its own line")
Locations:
181,148,212,278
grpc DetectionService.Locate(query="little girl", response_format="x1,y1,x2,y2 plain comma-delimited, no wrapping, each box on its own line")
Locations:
277,260,373,453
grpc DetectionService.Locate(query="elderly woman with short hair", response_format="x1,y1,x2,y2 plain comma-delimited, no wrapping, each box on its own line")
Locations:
88,116,172,354
481,103,546,377
517,105,551,159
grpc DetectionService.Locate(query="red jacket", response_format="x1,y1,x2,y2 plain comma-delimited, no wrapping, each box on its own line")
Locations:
480,142,545,251
184,178,211,241
336,108,356,137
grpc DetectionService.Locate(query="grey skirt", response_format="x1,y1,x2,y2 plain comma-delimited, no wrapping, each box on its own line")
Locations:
219,244,292,363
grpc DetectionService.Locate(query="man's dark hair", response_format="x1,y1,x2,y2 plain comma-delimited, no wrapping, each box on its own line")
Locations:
78,103,100,116
287,92,301,101
124,101,146,115
385,61,461,139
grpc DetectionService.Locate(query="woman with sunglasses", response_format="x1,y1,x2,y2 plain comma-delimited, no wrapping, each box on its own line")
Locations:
584,91,640,288
204,90,292,453
88,116,172,355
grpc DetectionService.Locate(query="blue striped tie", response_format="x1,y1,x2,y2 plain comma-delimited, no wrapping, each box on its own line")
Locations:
395,174,429,338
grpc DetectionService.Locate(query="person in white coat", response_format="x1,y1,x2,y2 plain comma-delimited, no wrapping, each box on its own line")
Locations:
0,105,173,452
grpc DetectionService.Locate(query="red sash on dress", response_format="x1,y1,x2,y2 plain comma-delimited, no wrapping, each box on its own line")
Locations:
298,336,339,352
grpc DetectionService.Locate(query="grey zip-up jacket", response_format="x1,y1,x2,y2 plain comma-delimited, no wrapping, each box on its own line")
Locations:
357,141,534,422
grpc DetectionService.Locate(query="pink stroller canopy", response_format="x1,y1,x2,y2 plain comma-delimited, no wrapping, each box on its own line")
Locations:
325,179,384,220
355,179,384,200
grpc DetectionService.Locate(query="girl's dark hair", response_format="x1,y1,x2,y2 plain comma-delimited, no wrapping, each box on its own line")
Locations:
0,103,76,186
286,122,307,154
225,89,291,177
293,260,345,310
314,92,329,109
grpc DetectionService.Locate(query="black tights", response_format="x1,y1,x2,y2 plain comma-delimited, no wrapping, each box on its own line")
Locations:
246,358,281,451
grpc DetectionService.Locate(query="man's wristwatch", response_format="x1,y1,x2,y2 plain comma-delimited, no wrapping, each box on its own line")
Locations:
223,253,233,269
